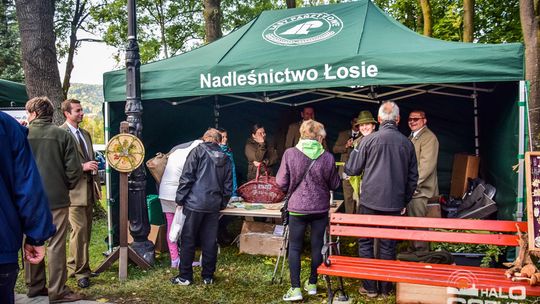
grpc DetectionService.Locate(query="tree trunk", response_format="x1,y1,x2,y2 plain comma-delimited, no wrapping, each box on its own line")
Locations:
203,0,222,43
520,0,540,149
62,31,77,99
419,0,432,37
463,0,474,42
15,0,64,124
62,0,85,98
286,0,296,9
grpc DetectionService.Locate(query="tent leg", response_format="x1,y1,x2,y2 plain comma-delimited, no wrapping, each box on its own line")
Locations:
517,80,527,221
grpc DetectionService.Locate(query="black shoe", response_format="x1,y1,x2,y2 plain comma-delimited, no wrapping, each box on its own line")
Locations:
90,271,99,277
27,287,48,298
203,277,214,285
77,277,90,288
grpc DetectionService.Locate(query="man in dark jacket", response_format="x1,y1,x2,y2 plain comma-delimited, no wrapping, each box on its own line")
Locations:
0,112,56,304
172,128,233,286
345,101,418,298
24,97,84,303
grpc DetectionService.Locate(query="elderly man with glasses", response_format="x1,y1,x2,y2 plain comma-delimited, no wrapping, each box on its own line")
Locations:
407,110,439,251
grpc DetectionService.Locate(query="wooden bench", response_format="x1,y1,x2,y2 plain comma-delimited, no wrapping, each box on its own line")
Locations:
317,213,540,303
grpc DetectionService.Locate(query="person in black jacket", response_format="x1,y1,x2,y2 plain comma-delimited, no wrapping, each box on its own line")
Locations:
172,128,233,286
345,101,418,298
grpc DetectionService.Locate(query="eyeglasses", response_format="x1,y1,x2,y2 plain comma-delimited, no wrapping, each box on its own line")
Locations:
408,117,425,122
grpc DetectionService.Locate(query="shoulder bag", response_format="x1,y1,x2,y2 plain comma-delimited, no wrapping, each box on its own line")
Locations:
281,159,317,226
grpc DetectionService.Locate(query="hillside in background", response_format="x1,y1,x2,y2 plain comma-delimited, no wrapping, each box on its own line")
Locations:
68,83,104,117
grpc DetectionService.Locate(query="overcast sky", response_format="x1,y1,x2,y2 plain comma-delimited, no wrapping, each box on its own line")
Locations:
58,34,119,85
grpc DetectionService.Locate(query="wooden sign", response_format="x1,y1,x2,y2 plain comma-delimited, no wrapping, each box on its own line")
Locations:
525,151,540,251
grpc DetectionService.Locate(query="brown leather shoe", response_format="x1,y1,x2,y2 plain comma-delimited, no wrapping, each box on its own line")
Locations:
49,291,83,303
27,287,48,298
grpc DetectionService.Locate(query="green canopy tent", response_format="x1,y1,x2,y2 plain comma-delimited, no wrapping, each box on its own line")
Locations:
0,79,28,107
103,1,526,222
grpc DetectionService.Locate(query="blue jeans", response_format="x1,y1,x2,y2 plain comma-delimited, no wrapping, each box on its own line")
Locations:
0,263,19,304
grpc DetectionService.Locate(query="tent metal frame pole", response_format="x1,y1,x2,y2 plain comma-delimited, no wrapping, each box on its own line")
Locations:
311,91,380,103
517,80,526,221
214,95,219,128
217,100,250,109
473,84,479,156
104,101,113,253
377,84,429,98
437,83,495,93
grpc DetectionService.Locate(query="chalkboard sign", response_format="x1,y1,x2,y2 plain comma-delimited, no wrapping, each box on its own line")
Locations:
525,152,540,251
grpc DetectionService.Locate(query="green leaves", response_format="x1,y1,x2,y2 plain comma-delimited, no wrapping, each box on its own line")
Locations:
0,0,24,82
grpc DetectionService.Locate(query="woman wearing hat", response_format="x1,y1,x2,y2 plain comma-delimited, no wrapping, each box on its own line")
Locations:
349,110,377,205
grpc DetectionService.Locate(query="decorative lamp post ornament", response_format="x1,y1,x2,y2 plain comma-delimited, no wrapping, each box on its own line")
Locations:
124,0,155,264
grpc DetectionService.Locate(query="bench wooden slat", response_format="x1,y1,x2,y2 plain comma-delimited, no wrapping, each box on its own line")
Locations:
318,261,540,296
330,225,520,246
319,214,533,301
327,256,505,278
330,214,527,232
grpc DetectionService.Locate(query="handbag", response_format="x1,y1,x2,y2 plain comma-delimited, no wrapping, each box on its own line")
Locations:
281,159,317,226
145,152,170,184
237,164,286,204
168,206,186,243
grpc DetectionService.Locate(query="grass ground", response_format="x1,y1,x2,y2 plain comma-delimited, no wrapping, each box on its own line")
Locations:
15,188,394,303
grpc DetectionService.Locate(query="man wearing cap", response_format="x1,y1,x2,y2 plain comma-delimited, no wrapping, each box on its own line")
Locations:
333,111,376,214
407,110,439,251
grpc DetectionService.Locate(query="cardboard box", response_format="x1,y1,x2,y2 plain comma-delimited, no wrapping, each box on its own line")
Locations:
397,282,448,304
239,221,284,256
128,224,169,253
450,154,480,198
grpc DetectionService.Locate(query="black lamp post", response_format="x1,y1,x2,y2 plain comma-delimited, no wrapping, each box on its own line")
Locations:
125,0,154,264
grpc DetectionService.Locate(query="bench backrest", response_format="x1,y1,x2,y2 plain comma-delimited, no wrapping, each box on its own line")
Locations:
329,213,527,247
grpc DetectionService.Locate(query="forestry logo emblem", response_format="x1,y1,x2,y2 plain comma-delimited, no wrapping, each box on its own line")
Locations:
262,13,343,46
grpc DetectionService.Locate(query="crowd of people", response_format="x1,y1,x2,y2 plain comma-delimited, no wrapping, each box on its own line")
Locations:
0,97,439,303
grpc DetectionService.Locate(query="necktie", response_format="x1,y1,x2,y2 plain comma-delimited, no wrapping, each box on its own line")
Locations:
76,130,90,161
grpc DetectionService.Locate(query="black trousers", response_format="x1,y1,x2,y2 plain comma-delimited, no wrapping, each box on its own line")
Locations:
179,209,219,281
0,263,19,304
288,213,328,288
357,205,401,294
358,205,401,294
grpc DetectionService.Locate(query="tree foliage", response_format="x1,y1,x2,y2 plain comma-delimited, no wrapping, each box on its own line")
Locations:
0,0,23,82
90,0,281,64
91,0,205,64
373,0,522,43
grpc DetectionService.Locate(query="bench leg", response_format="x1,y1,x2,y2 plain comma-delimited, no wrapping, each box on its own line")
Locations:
336,277,349,302
325,275,334,304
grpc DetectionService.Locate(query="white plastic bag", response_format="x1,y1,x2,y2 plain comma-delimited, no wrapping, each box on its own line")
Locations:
168,206,185,243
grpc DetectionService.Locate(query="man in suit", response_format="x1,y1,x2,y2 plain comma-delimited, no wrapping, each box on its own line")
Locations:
60,99,101,288
407,110,439,251
333,116,360,213
284,107,315,149
285,107,327,151
25,97,83,303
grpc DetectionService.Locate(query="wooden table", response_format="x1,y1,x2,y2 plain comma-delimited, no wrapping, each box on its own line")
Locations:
220,200,344,218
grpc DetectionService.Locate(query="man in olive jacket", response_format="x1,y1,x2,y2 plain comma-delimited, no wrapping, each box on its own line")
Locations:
60,99,101,289
24,97,84,303
407,110,439,251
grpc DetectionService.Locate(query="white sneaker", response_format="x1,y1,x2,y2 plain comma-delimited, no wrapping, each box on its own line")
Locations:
170,276,191,286
283,287,303,301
